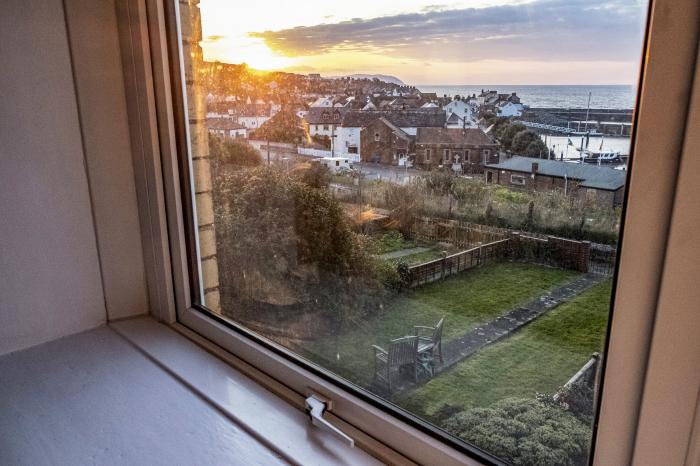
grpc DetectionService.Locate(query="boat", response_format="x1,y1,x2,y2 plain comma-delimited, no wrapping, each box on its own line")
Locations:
578,148,626,164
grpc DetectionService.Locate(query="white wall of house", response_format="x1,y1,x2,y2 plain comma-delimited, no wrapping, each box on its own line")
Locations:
210,128,247,139
309,123,338,137
498,102,524,117
237,116,270,129
336,126,361,156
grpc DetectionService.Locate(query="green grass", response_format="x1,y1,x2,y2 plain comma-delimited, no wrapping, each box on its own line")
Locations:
302,262,578,387
394,249,445,266
397,280,612,420
374,231,416,254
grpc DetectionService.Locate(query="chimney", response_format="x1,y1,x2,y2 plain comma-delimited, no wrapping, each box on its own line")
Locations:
531,162,539,174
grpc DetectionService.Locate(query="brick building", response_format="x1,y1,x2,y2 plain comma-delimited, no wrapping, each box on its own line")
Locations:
414,128,498,173
484,157,626,206
360,118,413,165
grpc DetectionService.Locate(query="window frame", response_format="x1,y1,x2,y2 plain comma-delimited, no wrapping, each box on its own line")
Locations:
510,174,526,185
115,0,700,464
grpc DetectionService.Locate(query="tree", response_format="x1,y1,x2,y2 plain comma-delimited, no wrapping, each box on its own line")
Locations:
512,130,549,157
251,109,306,144
443,398,591,466
500,122,527,150
214,165,385,314
423,168,456,196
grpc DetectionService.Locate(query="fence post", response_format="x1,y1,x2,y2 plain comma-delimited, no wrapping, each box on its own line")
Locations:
580,241,591,272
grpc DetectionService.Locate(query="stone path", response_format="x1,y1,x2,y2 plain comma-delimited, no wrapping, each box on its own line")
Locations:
374,273,607,396
379,247,431,260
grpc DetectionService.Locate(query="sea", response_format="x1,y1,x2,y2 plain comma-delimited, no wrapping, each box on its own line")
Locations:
418,84,636,156
416,85,636,109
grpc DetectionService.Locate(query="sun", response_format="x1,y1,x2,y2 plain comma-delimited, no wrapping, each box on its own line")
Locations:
218,36,298,71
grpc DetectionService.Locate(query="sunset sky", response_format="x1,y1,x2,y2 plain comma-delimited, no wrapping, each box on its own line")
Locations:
198,0,647,85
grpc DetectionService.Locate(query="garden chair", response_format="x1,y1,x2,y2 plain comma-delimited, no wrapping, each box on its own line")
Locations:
415,317,444,365
372,336,419,393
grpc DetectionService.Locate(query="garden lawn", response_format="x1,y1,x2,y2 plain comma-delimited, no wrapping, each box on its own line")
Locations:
303,262,578,387
396,280,612,421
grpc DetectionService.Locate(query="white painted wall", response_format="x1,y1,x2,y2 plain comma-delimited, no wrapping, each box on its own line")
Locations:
0,0,147,355
336,127,361,156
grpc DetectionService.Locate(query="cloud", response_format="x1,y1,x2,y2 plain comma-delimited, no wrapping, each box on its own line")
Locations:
249,0,646,62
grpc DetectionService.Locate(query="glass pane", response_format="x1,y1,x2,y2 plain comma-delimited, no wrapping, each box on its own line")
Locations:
178,1,648,464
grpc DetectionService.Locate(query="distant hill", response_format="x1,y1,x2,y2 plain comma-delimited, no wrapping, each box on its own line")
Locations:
332,74,405,85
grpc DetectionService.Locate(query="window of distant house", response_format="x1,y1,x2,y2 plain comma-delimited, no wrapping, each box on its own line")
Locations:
174,0,650,464
511,174,526,185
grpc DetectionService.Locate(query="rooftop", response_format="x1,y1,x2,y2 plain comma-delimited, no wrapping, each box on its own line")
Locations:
206,118,246,130
342,110,446,128
485,157,627,190
416,127,497,146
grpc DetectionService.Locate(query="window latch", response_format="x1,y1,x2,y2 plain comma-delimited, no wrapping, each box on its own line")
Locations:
305,394,355,448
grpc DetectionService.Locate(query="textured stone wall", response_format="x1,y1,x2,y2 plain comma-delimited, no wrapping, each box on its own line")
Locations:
179,0,220,312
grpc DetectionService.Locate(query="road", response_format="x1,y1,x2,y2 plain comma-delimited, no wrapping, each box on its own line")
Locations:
351,162,424,184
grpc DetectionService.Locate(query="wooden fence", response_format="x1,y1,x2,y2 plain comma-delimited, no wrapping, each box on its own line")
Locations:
407,239,510,288
411,217,509,249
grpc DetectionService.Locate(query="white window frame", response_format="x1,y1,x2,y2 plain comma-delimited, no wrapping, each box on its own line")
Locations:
115,0,700,464
510,174,526,185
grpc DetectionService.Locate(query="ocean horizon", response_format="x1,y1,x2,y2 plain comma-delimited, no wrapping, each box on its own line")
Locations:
416,84,636,109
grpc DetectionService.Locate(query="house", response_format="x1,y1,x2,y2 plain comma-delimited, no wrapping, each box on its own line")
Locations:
414,127,498,173
360,118,413,165
206,118,248,139
477,90,523,115
497,101,524,117
443,99,477,127
304,107,348,137
484,157,627,206
309,96,334,107
336,110,446,159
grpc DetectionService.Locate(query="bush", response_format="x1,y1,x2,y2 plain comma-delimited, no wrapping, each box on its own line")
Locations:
294,161,331,189
443,398,591,466
209,133,262,167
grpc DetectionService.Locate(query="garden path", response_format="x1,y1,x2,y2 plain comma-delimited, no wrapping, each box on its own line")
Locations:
379,273,607,396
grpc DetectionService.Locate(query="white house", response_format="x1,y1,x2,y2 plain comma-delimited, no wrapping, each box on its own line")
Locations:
336,110,446,159
445,112,477,129
304,107,347,138
497,101,524,117
236,115,270,130
206,119,248,139
336,126,362,157
443,99,476,126
309,96,334,108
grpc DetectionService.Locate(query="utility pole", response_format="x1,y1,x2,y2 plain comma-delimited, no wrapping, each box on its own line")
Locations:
330,124,335,157
267,138,270,165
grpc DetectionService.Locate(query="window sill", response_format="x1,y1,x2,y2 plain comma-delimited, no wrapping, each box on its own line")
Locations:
110,316,383,466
